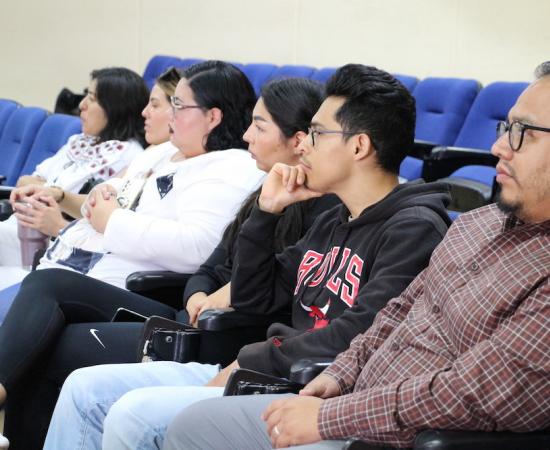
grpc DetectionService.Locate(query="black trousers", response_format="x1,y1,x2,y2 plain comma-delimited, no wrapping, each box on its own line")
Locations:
0,269,177,450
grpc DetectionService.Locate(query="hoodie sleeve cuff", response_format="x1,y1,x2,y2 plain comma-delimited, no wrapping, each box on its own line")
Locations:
237,340,277,375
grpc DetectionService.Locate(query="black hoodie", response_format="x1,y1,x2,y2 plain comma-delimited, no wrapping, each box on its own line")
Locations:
232,181,451,377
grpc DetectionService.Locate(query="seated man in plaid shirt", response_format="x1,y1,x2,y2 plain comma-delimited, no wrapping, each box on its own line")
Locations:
161,61,550,450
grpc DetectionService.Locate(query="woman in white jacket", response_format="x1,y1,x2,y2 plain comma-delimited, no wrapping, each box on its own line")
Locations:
36,61,263,288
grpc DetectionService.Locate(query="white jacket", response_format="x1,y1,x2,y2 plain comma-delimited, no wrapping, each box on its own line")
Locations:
39,142,264,288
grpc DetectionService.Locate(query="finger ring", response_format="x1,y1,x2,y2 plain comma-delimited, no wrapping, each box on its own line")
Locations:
273,425,281,436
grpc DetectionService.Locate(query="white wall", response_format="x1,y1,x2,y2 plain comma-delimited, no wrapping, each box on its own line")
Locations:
0,0,548,109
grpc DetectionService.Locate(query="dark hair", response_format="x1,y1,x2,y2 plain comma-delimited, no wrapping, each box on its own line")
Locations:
156,66,184,100
222,78,324,255
183,61,256,151
91,67,149,147
261,77,323,139
535,61,550,79
325,64,416,174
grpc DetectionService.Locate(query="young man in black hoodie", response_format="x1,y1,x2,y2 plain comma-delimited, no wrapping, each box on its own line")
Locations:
43,64,451,450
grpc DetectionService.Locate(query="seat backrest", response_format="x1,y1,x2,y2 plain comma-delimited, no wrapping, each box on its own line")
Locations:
394,74,419,92
0,99,19,141
178,58,204,69
0,106,48,185
142,55,186,89
267,65,316,82
413,77,480,146
399,156,424,181
310,67,337,83
19,113,82,177
241,63,278,95
453,81,529,150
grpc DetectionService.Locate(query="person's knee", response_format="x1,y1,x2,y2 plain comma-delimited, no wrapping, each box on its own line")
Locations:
60,366,113,408
19,269,70,299
61,367,95,400
103,389,152,443
163,401,213,450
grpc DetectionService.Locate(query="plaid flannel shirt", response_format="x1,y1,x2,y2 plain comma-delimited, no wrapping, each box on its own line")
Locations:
319,204,550,447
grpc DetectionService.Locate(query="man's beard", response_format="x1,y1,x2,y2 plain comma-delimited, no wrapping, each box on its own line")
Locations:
496,191,520,216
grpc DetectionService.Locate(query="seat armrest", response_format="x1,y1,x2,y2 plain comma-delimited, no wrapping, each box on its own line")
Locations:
422,146,497,181
0,200,13,221
411,139,439,160
126,271,193,309
289,358,333,385
343,429,550,450
197,307,291,332
341,439,387,450
441,177,493,212
0,185,14,200
414,429,550,450
224,368,302,396
126,270,193,292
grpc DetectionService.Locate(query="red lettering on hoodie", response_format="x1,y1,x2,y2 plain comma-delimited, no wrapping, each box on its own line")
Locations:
294,250,323,295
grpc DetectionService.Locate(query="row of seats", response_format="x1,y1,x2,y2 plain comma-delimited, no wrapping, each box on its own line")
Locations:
142,56,420,93
0,101,81,186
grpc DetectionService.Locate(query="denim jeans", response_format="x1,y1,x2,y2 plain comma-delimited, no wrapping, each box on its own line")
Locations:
43,361,223,450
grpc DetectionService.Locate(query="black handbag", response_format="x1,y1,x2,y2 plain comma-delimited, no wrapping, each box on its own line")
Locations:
138,315,201,363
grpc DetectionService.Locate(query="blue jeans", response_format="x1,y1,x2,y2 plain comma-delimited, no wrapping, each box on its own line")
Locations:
43,361,223,450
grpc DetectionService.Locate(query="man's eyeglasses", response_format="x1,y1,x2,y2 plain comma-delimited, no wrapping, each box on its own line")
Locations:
307,127,368,147
496,120,550,152
170,96,204,112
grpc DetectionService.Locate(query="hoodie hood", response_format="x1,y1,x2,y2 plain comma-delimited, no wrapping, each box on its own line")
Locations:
337,180,452,228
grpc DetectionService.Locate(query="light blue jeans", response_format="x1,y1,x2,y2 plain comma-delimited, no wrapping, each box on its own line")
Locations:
43,361,223,450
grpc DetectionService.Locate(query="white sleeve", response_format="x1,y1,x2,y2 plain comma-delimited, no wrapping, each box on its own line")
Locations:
33,143,70,181
101,177,247,273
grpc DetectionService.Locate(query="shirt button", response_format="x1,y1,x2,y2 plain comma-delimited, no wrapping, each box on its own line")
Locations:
391,342,400,351
470,262,479,272
432,305,440,314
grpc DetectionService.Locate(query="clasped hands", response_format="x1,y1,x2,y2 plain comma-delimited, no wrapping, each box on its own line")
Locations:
82,184,120,234
10,185,67,236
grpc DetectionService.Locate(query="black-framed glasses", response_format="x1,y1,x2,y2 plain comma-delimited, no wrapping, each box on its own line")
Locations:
307,127,367,147
496,120,550,152
170,96,204,112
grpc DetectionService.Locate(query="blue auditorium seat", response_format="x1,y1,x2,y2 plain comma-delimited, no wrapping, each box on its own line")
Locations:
426,81,529,214
241,63,278,95
18,113,82,177
227,62,244,70
394,74,419,92
178,58,204,69
142,55,186,89
453,81,529,150
0,107,48,185
267,65,316,81
310,67,337,83
0,99,19,141
414,77,480,146
399,77,480,181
